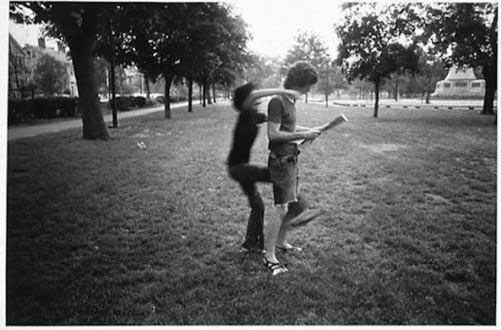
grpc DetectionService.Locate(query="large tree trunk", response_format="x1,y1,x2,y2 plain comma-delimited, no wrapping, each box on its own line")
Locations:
163,74,173,119
109,54,117,128
481,64,496,115
144,75,151,100
187,78,193,112
373,80,380,118
425,90,431,104
206,82,212,105
482,9,498,116
202,79,207,107
70,35,109,140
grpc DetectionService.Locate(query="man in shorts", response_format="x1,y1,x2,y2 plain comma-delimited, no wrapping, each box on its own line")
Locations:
227,83,301,253
264,61,328,275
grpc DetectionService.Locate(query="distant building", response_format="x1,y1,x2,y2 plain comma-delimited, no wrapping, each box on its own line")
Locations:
432,66,485,98
23,37,78,96
8,34,78,98
8,33,29,99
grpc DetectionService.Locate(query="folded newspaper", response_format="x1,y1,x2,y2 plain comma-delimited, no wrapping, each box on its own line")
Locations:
292,114,348,146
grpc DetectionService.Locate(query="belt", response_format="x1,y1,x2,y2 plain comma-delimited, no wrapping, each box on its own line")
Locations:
270,152,299,164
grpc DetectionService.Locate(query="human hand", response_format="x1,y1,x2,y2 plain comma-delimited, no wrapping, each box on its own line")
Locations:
302,129,321,141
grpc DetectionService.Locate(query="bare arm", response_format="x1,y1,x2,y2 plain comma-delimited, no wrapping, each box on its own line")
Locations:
242,89,301,111
296,125,312,132
267,122,320,143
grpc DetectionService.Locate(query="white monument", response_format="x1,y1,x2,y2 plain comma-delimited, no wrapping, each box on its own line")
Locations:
432,66,485,98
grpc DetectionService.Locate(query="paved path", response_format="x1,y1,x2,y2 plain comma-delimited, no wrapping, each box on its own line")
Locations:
331,99,488,109
7,98,494,141
8,102,189,141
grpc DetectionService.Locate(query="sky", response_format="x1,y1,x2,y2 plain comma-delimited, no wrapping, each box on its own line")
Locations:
228,0,342,58
8,0,342,59
9,21,58,49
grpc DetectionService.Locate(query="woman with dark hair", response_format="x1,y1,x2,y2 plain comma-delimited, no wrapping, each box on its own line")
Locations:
227,83,302,253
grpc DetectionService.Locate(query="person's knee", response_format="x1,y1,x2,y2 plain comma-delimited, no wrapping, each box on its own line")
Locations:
250,192,264,212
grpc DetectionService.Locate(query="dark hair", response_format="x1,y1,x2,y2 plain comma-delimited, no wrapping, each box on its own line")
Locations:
232,82,257,112
283,61,318,89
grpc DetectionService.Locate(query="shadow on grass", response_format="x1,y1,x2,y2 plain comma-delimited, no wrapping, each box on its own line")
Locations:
7,104,496,325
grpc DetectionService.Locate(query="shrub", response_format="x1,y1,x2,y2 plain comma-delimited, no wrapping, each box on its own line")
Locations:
133,96,146,108
8,99,33,125
111,96,148,111
113,96,133,111
8,96,79,125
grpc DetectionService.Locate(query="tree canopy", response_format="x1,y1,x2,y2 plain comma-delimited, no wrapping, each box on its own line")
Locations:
423,3,498,114
11,2,114,139
10,2,252,136
33,53,69,95
335,3,421,117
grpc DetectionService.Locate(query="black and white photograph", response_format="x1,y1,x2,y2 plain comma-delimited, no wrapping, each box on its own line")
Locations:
5,0,497,326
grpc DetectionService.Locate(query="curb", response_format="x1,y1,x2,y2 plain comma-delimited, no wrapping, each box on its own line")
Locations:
8,101,192,141
331,102,493,111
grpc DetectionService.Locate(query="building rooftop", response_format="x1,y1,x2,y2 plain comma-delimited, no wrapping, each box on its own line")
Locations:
444,66,477,81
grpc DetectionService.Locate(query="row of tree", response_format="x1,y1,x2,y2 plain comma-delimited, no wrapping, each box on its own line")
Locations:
9,3,497,138
256,29,447,109
335,3,497,117
10,2,251,140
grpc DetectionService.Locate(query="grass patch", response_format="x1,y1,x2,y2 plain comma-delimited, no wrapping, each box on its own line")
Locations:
7,102,496,325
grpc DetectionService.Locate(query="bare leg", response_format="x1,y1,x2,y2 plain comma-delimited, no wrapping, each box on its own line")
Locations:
276,196,321,248
264,204,288,264
276,215,290,249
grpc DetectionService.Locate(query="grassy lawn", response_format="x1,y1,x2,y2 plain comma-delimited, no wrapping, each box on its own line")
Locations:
7,101,496,325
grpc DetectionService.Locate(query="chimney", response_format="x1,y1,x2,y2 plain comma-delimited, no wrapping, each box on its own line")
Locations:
38,37,46,49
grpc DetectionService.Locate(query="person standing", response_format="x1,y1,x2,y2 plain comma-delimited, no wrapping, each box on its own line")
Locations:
264,61,328,275
227,82,301,253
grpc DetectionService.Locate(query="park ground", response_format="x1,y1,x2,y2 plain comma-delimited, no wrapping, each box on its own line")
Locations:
6,100,497,325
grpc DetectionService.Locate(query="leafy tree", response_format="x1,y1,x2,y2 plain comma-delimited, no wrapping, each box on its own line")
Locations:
283,31,331,102
10,2,110,139
329,65,349,99
350,78,373,99
243,54,282,87
413,56,447,103
115,3,189,119
115,3,247,117
210,10,250,103
33,53,69,95
283,31,330,70
424,3,497,114
385,73,408,101
94,57,109,96
335,3,421,117
317,60,337,107
186,3,250,109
